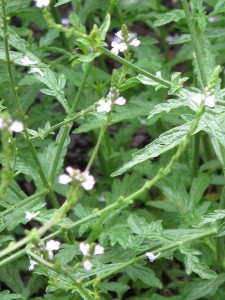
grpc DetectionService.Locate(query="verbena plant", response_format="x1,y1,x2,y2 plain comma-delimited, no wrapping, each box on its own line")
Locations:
0,0,225,299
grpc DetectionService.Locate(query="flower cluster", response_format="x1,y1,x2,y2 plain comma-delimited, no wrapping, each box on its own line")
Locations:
0,118,24,133
190,92,217,108
97,88,126,113
79,242,104,271
34,0,50,8
28,239,60,271
111,30,140,55
59,167,95,190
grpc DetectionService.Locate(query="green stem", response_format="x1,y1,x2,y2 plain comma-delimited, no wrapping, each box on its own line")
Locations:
30,104,95,140
49,62,92,184
98,47,172,88
85,124,108,171
50,1,70,51
1,0,60,208
192,134,200,178
216,187,225,268
182,0,207,87
86,227,217,286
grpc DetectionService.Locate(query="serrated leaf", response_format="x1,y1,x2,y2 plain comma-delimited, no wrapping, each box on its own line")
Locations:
182,273,225,300
112,122,198,176
39,30,59,47
55,0,71,7
99,13,111,40
34,69,70,113
119,77,140,91
127,264,162,288
194,210,225,228
147,99,187,125
153,9,185,27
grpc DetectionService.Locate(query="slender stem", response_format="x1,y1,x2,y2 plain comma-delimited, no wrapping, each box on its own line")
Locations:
1,1,59,208
98,47,172,88
182,0,207,87
85,124,107,171
86,227,217,286
49,62,92,184
50,1,70,51
192,134,200,178
30,104,95,140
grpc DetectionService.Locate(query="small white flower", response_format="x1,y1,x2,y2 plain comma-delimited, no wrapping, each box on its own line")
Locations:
190,93,204,106
114,97,126,106
0,118,24,133
45,240,60,259
9,120,24,133
111,41,127,55
205,95,217,108
208,16,216,23
34,0,50,8
146,252,160,263
25,211,39,221
83,260,92,271
58,174,72,185
59,167,95,190
79,242,90,257
21,56,38,66
94,245,104,255
130,37,141,47
115,30,123,39
97,99,112,113
80,171,95,190
29,67,44,76
29,259,38,271
190,93,217,108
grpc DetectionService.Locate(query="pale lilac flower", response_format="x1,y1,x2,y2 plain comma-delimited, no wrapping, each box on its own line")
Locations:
97,99,112,113
59,167,95,191
208,17,216,23
94,245,104,255
25,211,39,221
29,67,44,76
146,252,160,263
34,0,50,8
83,260,92,271
114,97,126,106
61,18,70,28
21,56,38,66
79,242,90,257
29,259,38,271
9,120,24,133
45,240,60,259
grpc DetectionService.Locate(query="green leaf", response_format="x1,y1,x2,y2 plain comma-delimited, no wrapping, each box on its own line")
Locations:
55,244,78,264
194,210,225,228
153,9,185,27
112,122,196,176
33,69,70,113
0,291,23,300
127,214,162,237
127,264,162,288
147,99,188,125
180,246,217,279
99,13,111,40
104,224,132,249
39,30,59,47
182,274,225,300
189,173,210,207
55,0,71,7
